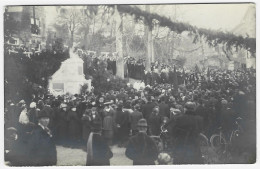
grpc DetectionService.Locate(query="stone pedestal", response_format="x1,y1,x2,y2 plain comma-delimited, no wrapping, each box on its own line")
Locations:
48,49,91,96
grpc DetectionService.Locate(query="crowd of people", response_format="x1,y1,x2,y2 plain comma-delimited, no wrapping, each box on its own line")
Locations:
4,65,256,165
77,48,187,84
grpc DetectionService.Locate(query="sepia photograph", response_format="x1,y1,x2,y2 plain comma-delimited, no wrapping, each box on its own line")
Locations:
2,1,257,166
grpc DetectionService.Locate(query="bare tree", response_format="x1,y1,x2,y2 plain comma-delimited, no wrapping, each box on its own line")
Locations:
56,7,83,47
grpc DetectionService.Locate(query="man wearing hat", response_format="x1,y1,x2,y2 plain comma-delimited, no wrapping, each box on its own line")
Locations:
164,101,203,164
220,99,236,140
9,114,57,166
141,95,157,120
125,118,159,165
129,104,143,136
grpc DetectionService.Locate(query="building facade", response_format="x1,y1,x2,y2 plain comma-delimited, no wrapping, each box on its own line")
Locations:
4,6,46,51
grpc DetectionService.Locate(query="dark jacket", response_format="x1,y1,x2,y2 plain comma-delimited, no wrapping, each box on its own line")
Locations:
9,125,57,166
159,102,170,118
165,111,203,164
115,109,130,136
141,102,157,120
86,133,113,166
129,110,143,130
125,132,159,165
148,113,163,136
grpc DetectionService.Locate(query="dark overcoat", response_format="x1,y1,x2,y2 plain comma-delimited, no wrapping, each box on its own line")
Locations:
86,133,113,166
9,125,57,166
125,132,159,165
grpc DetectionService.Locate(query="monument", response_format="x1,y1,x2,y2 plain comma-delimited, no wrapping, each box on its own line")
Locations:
48,46,92,96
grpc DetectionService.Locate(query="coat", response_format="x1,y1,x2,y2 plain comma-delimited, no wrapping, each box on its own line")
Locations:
125,132,159,165
141,102,157,120
67,110,81,140
165,111,203,164
148,113,163,136
9,125,57,166
129,110,143,131
159,102,170,118
81,112,91,142
115,109,130,138
86,132,113,166
102,113,115,139
56,109,68,140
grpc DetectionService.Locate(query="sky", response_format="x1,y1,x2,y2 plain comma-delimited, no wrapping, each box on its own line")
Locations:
44,3,254,32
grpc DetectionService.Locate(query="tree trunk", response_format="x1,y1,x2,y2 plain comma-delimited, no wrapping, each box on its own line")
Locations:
70,31,74,47
115,5,124,78
145,5,152,72
151,37,154,63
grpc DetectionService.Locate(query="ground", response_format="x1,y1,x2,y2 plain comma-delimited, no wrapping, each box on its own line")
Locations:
55,144,255,165
56,145,132,166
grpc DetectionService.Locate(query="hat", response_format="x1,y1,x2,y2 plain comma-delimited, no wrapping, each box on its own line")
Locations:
158,153,171,164
38,109,50,119
91,107,97,111
134,104,140,110
60,103,68,108
185,102,196,110
173,108,181,114
104,100,113,105
30,102,36,108
137,118,148,127
221,99,228,105
19,100,25,104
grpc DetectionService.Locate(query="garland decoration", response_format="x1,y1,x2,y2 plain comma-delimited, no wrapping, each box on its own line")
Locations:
109,5,255,55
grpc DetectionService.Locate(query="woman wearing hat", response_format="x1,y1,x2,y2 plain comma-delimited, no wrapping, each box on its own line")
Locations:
102,103,116,145
56,103,69,143
67,105,81,143
125,118,159,165
86,120,113,166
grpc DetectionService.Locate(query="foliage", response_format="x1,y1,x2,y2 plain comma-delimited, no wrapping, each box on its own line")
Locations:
56,7,84,47
109,5,256,55
127,35,146,59
82,56,127,95
80,83,89,95
4,8,20,42
176,55,187,67
4,49,69,103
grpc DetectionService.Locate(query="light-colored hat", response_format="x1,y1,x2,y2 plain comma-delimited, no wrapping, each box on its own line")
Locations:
19,100,25,104
30,102,36,108
185,101,196,110
158,153,171,164
60,103,67,108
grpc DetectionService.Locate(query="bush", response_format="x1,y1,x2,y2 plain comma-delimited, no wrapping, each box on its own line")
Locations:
82,57,127,94
4,49,69,103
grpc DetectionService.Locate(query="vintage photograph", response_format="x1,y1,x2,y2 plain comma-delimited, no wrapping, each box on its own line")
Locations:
3,3,256,166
